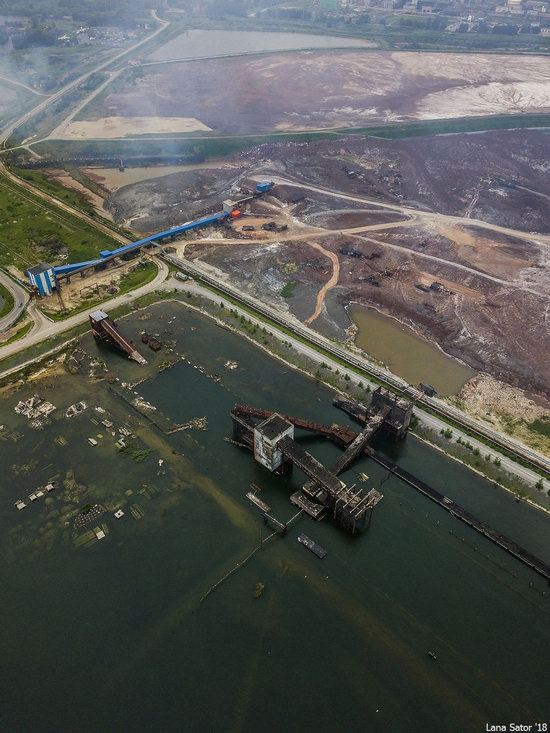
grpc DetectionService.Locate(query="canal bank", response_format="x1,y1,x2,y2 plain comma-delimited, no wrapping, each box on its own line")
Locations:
0,300,549,733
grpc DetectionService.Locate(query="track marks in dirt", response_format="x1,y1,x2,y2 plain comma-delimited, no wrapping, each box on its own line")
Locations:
304,241,340,324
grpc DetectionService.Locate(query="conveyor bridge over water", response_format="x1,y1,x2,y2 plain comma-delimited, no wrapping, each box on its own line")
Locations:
230,402,550,581
90,309,146,364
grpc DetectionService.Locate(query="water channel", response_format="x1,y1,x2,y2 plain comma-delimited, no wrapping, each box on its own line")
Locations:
0,301,548,732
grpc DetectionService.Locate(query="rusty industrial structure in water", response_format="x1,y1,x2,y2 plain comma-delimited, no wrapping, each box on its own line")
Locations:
231,391,550,582
232,387,412,535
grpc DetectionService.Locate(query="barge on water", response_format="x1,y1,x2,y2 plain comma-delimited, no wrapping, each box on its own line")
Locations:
298,533,327,559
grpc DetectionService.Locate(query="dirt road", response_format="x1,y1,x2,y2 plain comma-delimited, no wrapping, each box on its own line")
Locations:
304,241,340,324
256,175,550,247
0,259,168,360
0,10,170,148
176,274,549,486
194,216,548,297
0,160,129,244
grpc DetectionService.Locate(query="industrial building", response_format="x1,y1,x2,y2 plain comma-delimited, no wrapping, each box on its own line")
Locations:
25,182,274,297
230,389,412,534
89,309,146,364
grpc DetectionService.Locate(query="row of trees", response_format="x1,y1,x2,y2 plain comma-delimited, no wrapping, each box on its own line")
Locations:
0,0,152,27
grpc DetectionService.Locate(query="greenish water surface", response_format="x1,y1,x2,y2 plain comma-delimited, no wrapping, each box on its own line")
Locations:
0,302,548,733
351,304,475,395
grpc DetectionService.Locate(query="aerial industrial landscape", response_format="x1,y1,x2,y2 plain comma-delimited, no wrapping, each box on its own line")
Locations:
0,1,549,732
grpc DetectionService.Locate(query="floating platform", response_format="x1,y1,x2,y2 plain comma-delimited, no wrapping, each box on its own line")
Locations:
246,491,271,513
298,533,327,559
290,491,325,519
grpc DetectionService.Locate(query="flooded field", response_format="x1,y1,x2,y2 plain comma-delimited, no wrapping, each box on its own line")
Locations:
0,301,548,732
351,305,475,395
147,29,374,62
86,162,238,191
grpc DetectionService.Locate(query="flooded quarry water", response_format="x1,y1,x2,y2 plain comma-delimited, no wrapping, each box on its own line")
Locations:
351,305,475,395
147,29,374,62
0,302,548,733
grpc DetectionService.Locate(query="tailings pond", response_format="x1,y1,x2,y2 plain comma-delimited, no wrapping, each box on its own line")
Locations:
85,161,239,191
0,301,548,733
351,305,475,395
147,29,374,62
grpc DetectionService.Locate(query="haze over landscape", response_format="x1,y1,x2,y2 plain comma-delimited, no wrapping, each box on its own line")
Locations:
0,2,549,731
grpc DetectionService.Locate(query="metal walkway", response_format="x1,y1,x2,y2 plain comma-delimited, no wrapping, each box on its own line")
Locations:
330,406,389,476
278,436,345,496
101,318,146,364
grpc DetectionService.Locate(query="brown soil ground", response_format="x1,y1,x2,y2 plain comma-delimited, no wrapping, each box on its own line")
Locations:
253,132,550,233
96,129,550,402
46,170,113,220
103,164,249,231
457,374,550,456
39,259,146,314
100,130,550,234
82,51,550,134
367,223,540,282
60,115,211,139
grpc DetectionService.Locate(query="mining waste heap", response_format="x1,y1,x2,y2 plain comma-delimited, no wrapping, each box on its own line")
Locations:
230,388,550,581
90,310,146,364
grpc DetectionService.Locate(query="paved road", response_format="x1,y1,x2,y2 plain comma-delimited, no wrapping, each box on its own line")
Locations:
0,160,130,244
0,270,29,332
0,10,169,148
163,252,550,473
0,259,168,360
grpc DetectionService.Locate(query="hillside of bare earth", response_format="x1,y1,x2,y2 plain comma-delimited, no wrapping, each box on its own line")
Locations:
193,229,549,399
98,130,550,235
457,374,550,456
246,130,550,233
81,51,550,134
103,164,249,231
99,129,550,403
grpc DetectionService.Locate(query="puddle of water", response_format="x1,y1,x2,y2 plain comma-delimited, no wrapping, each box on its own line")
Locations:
148,29,373,62
85,162,236,190
351,305,475,396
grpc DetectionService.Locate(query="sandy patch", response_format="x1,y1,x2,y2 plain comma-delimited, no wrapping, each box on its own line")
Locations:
417,80,550,120
417,271,482,299
80,51,550,135
47,170,112,219
40,259,152,313
458,374,550,456
59,115,212,139
435,223,533,279
82,162,239,191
